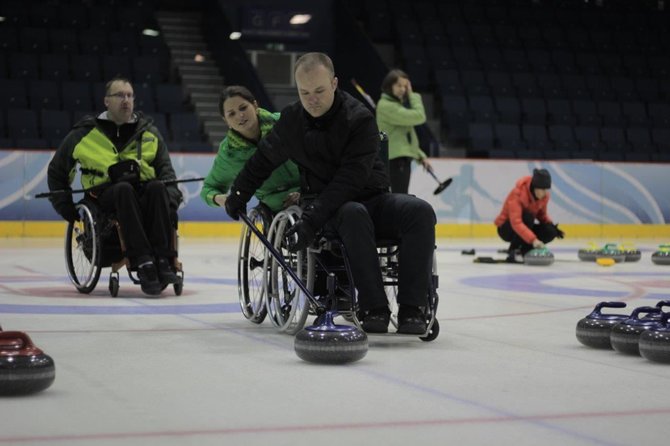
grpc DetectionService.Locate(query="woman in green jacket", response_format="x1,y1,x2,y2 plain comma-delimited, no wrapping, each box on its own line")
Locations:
201,86,300,214
376,69,432,194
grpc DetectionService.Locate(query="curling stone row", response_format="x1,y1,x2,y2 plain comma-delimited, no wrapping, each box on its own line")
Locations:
578,243,639,263
524,247,554,266
576,300,670,363
651,244,670,265
0,330,55,395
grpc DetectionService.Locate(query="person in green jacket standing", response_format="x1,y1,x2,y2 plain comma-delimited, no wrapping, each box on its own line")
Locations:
376,69,433,194
201,86,300,214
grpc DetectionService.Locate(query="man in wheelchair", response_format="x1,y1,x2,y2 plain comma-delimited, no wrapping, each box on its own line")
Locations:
225,53,437,334
47,76,183,296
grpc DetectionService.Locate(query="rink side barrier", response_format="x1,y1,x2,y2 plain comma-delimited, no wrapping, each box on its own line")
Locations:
1,150,669,238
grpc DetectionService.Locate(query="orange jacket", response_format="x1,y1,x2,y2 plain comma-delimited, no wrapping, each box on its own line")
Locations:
494,175,553,244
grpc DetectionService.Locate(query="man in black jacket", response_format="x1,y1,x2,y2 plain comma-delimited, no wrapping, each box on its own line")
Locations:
225,53,436,334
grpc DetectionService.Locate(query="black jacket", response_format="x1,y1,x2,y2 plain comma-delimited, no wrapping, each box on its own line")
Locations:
231,90,390,230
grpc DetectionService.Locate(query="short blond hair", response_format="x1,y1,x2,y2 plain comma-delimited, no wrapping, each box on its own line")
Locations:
294,52,335,78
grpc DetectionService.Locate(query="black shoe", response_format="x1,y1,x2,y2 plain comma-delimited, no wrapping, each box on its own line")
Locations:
397,305,427,334
137,263,162,296
361,307,390,333
157,257,178,284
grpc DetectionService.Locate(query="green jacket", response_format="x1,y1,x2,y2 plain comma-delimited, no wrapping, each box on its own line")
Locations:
375,92,427,162
200,108,300,213
47,112,182,216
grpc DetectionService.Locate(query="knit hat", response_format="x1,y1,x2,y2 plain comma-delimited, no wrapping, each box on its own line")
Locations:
531,168,551,189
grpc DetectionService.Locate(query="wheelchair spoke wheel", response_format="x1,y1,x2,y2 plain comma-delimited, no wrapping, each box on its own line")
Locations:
65,203,101,294
265,209,311,334
237,207,270,324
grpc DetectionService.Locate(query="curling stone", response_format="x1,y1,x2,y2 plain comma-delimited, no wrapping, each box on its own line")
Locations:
0,331,55,395
524,248,554,266
578,242,600,261
639,313,670,364
294,311,368,364
651,244,670,265
576,301,629,349
610,306,663,356
596,243,626,263
618,243,641,262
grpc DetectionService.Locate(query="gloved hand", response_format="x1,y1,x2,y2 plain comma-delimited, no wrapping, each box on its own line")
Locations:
532,238,545,249
224,190,248,221
285,218,316,253
59,202,79,223
554,223,565,239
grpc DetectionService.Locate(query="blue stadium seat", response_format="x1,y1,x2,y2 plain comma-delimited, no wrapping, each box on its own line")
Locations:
574,125,605,152
521,97,547,124
522,124,554,151
40,54,71,81
597,101,626,126
102,55,132,81
40,110,71,143
169,112,203,142
148,112,170,141
58,4,89,29
109,30,140,56
70,55,102,82
132,55,164,83
78,29,108,55
469,95,497,122
134,83,156,112
495,123,527,151
626,127,656,153
468,122,495,152
600,127,631,153
10,53,40,80
155,84,186,113
621,101,648,127
0,79,28,108
7,109,39,140
19,27,49,53
487,72,514,96
548,125,578,151
29,80,62,110
61,81,93,112
48,28,78,54
495,96,521,123
546,99,575,125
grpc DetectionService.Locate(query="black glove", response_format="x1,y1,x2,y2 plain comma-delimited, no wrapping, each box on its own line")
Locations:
224,190,248,221
59,202,79,223
285,218,317,253
554,223,565,239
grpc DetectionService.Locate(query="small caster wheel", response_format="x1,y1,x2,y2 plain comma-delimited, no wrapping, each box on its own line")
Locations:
109,276,119,297
173,278,183,296
420,319,440,342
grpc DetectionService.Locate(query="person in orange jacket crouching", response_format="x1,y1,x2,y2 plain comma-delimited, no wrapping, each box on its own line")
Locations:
494,168,564,262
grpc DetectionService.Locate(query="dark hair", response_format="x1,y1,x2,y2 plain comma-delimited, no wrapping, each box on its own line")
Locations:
380,69,409,96
219,86,257,117
105,76,133,95
294,52,335,77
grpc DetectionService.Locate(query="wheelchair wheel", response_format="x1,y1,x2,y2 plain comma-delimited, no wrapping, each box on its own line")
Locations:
265,207,311,334
421,252,440,342
237,206,271,324
420,319,440,342
65,203,102,294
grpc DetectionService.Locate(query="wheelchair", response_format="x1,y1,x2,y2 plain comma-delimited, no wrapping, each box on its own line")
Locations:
65,197,184,297
237,204,440,341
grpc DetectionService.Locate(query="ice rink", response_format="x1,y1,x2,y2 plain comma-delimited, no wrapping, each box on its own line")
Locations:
1,236,669,446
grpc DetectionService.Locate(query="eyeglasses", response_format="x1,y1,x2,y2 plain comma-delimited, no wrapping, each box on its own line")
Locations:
106,92,135,100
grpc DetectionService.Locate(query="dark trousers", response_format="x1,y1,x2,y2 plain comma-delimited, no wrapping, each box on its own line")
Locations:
97,180,174,266
497,211,558,254
389,157,412,194
325,193,436,311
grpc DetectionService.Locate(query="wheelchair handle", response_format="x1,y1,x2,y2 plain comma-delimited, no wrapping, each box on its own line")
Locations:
239,212,323,312
33,177,204,199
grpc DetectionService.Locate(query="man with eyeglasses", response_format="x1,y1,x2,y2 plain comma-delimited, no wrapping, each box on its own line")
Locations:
47,76,183,296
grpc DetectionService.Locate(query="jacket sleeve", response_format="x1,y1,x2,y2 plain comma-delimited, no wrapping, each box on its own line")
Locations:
152,132,183,209
47,131,79,217
507,191,537,244
230,123,289,203
200,140,234,207
376,92,426,127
